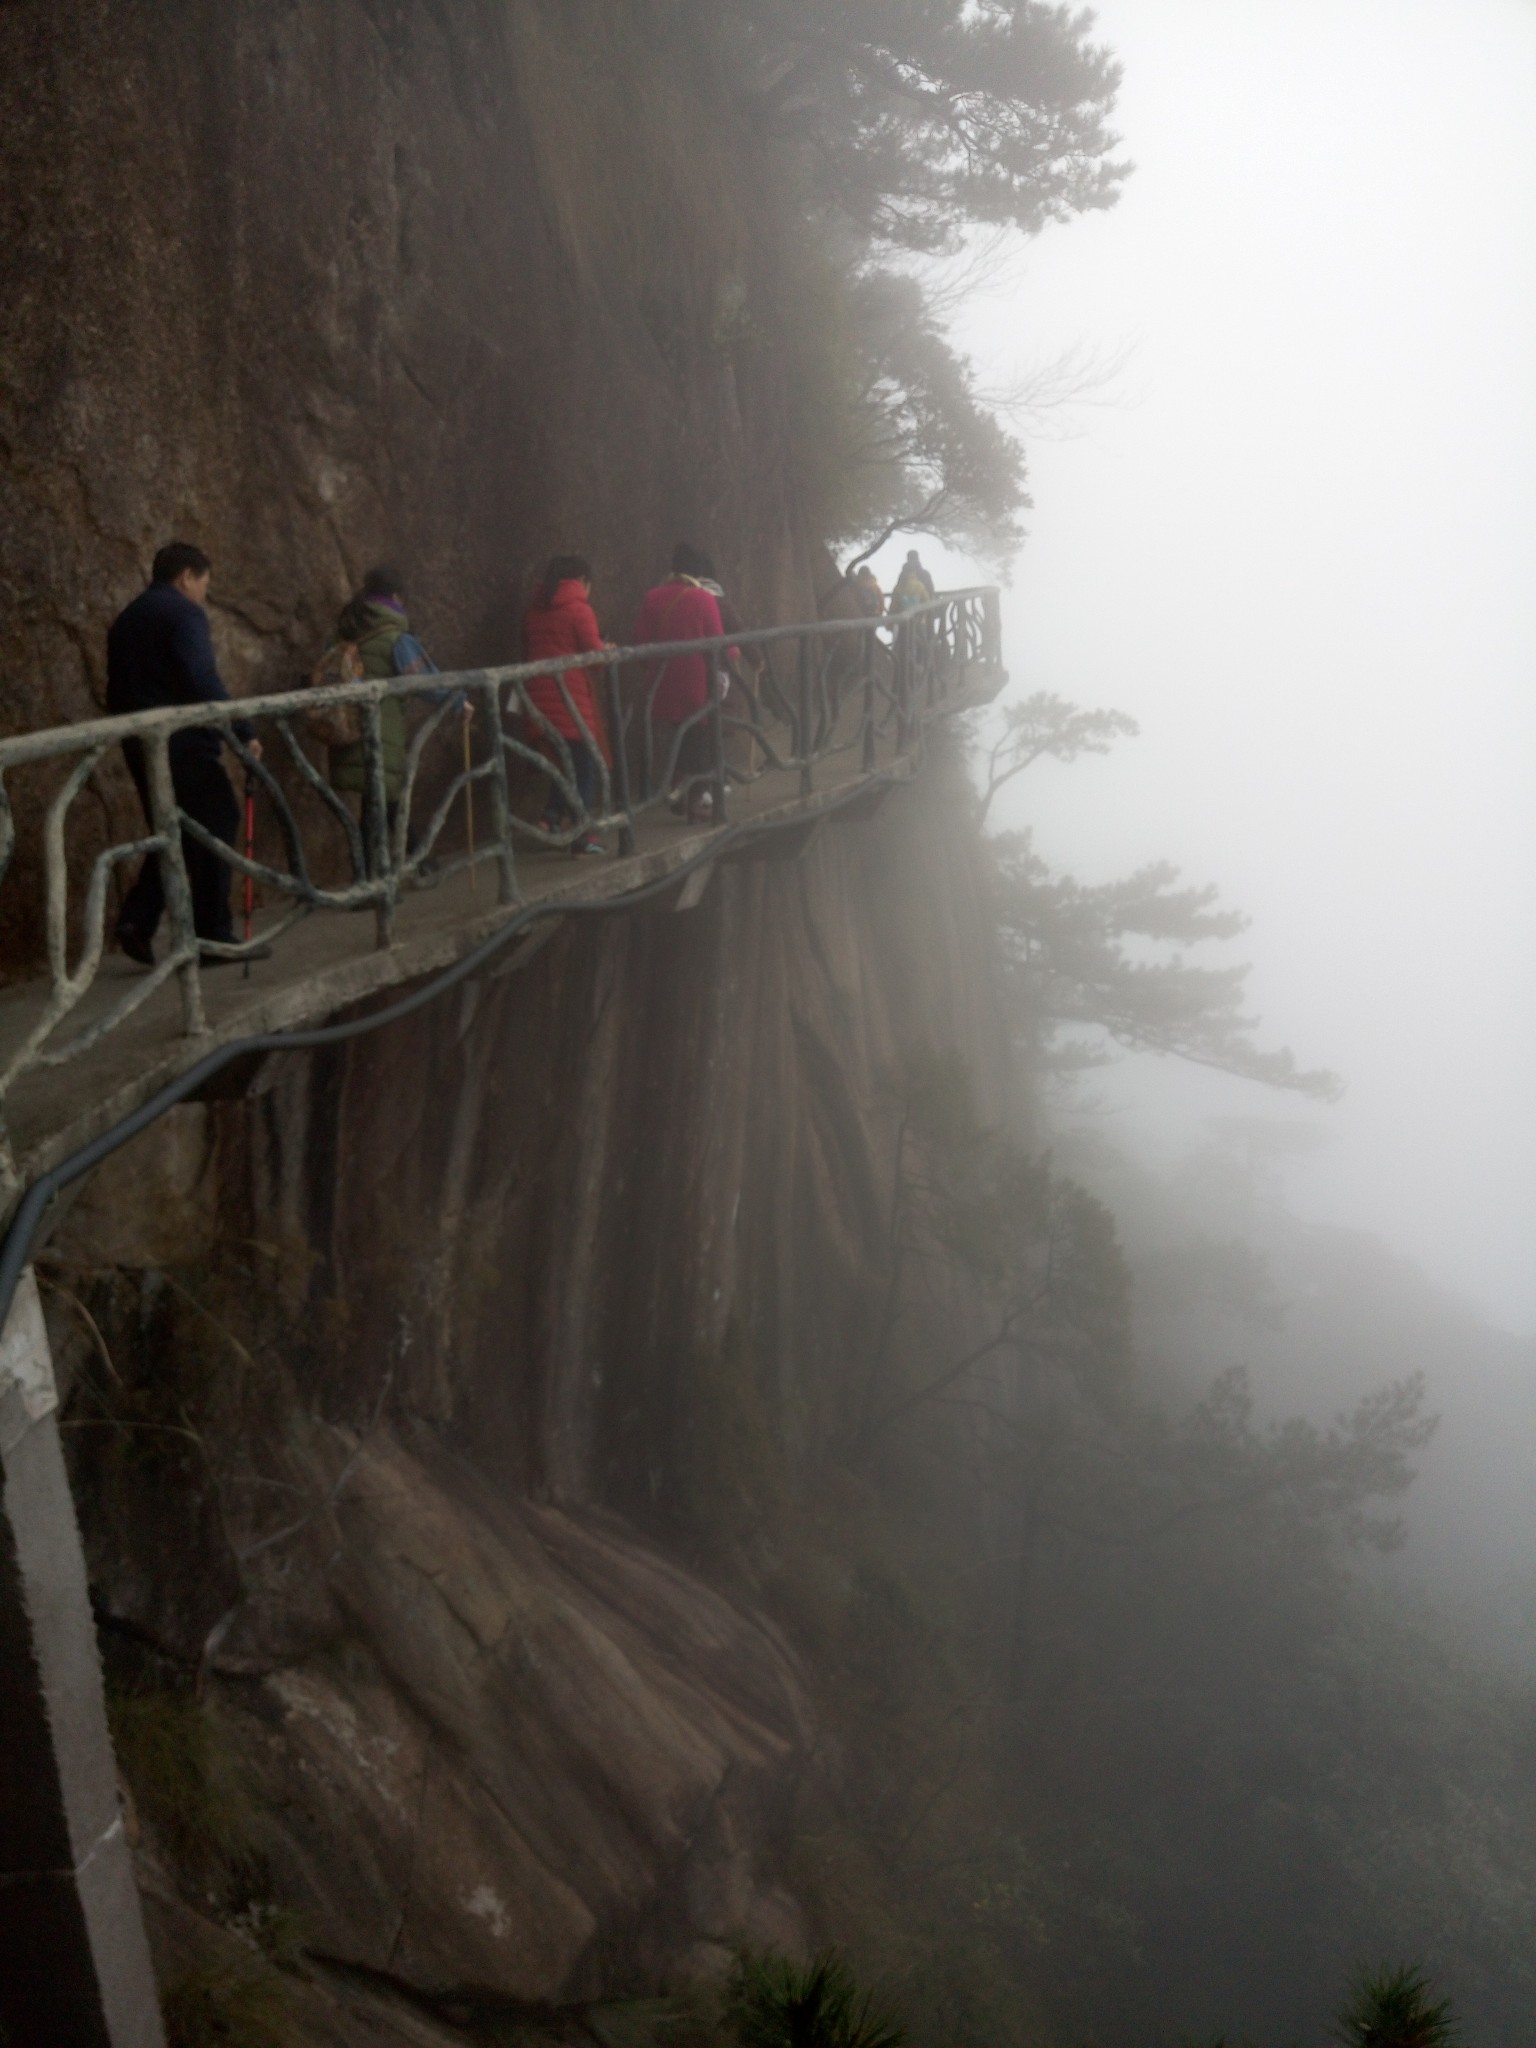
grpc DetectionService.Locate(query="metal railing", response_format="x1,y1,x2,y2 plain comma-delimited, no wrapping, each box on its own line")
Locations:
0,587,1000,1131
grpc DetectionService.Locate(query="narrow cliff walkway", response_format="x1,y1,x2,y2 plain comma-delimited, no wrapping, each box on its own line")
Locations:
0,647,1003,1198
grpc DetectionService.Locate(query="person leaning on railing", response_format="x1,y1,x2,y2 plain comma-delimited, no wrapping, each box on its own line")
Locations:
634,542,726,824
521,553,614,859
108,540,273,966
819,558,886,707
889,550,935,613
319,565,472,879
324,566,415,871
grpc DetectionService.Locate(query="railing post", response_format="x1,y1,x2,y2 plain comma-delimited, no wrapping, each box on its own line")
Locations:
983,589,1001,667
479,679,519,905
362,702,394,948
861,631,877,772
606,661,636,857
705,647,728,824
0,1270,168,2048
142,732,204,1037
894,622,911,755
797,635,813,796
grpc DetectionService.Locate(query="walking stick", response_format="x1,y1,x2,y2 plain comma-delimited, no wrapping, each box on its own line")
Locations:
242,773,256,979
463,706,476,895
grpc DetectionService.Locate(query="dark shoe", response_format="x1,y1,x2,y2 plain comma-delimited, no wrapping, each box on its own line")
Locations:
117,924,155,967
202,941,274,966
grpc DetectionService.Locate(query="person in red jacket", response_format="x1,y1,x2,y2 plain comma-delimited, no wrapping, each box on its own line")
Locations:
633,542,725,822
521,554,613,856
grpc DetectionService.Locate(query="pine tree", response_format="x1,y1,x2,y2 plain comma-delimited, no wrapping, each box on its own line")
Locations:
1336,1966,1460,2048
727,0,1129,251
726,1949,906,2048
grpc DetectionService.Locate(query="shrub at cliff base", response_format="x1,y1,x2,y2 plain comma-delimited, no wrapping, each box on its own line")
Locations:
160,1954,299,2048
725,1949,905,2048
1336,1965,1461,2048
106,1685,254,1878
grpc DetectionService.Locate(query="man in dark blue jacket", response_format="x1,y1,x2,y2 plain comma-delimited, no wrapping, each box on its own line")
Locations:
108,542,270,963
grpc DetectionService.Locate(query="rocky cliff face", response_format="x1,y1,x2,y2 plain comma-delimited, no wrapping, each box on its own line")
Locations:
4,5,1019,2030
0,0,819,960
44,756,1016,2032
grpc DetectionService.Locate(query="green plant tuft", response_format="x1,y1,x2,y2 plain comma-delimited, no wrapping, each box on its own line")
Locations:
726,1949,905,2048
228,1899,307,1973
1336,1964,1460,2048
161,1953,298,2048
107,1685,253,1874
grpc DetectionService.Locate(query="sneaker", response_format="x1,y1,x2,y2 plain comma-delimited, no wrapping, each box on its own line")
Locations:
202,941,274,966
665,788,686,816
572,833,606,858
117,924,155,967
686,789,716,824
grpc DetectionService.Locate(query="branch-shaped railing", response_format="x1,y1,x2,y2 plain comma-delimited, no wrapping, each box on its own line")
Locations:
0,588,1000,1135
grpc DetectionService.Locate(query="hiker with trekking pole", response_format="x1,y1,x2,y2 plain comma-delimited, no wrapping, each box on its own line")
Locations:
308,565,472,885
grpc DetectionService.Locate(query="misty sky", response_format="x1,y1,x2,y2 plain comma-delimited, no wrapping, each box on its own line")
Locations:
877,0,1536,1332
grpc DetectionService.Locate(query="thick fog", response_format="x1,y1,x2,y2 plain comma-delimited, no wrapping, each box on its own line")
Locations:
879,0,1536,1333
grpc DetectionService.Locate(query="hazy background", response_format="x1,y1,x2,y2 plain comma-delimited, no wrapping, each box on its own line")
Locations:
876,0,1536,1335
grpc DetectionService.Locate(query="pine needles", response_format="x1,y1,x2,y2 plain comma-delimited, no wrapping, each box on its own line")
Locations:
725,1950,905,2048
1335,1966,1460,2048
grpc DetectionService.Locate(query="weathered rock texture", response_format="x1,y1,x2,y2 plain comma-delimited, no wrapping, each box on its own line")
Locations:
45,759,1016,2032
0,0,819,963
3,3,1019,2032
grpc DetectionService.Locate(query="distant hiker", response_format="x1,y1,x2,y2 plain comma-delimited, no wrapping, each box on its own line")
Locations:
108,541,272,965
819,561,887,707
890,550,935,613
633,542,726,823
323,566,465,874
521,553,613,856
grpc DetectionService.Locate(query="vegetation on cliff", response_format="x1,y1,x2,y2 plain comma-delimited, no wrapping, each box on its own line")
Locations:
670,728,1535,2044
703,1074,1533,2045
980,710,1343,1099
19,6,1532,2045
721,0,1127,567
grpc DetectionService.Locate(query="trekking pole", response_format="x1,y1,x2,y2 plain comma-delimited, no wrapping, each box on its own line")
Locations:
463,704,477,894
242,772,256,980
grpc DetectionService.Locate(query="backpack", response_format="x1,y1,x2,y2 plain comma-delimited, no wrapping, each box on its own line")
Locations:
304,641,365,749
391,632,437,677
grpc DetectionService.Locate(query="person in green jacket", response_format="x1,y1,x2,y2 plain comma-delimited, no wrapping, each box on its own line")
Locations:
328,565,414,845
328,564,467,876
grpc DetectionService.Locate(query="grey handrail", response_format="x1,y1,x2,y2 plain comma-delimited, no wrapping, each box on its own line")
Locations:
0,587,1003,1160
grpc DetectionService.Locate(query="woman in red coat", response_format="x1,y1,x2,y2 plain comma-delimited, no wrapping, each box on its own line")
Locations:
521,554,613,856
633,542,726,821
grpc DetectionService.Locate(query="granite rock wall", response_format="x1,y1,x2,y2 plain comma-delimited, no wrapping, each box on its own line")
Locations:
46,758,1017,2026
0,0,818,963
